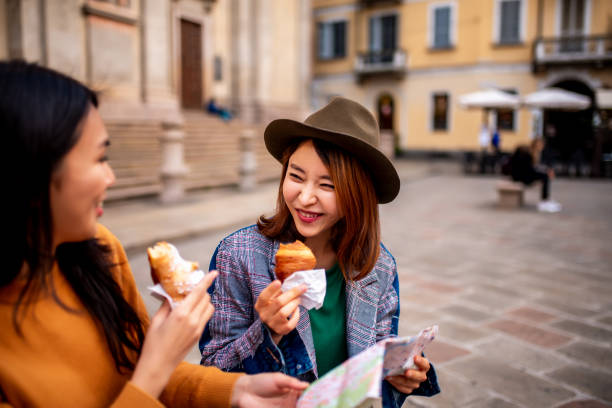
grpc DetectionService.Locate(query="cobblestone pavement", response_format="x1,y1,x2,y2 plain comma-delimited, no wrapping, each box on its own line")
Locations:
106,160,612,408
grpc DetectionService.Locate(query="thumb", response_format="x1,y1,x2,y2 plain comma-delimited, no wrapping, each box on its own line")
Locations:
274,373,309,391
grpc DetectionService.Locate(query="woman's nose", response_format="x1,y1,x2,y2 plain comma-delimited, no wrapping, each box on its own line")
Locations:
105,162,116,187
298,184,317,206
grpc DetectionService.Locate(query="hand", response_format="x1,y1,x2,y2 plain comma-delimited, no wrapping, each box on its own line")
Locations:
230,373,309,408
385,355,430,394
131,271,218,398
255,280,306,344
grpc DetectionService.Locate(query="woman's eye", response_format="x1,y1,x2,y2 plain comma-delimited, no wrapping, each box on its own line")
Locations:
289,173,303,181
321,183,335,190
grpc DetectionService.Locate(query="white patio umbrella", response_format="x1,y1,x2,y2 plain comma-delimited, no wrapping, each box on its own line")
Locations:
459,89,521,130
522,87,590,110
458,89,521,110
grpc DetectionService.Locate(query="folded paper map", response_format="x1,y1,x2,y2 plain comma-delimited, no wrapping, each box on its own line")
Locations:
297,325,438,408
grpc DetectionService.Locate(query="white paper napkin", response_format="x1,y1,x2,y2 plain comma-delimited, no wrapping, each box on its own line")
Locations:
148,269,205,309
280,268,326,310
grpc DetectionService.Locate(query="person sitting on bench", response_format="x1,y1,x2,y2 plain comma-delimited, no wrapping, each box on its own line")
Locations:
508,142,561,213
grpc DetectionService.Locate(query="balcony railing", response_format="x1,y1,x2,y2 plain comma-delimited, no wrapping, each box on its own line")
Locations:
355,49,407,82
359,0,402,7
532,34,612,72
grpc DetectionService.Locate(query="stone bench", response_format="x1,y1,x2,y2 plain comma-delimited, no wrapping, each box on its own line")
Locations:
497,180,525,208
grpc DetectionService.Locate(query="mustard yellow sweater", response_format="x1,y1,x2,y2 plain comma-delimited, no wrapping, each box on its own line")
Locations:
0,224,241,407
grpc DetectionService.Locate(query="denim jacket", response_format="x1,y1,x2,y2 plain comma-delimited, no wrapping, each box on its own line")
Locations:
199,226,440,407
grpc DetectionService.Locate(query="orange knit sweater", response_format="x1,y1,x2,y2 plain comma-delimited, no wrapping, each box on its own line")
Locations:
0,224,241,407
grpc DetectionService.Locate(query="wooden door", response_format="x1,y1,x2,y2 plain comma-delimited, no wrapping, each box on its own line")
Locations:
181,19,203,109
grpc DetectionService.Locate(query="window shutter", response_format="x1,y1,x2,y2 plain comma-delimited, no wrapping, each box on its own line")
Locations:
500,0,520,44
370,16,382,52
334,22,346,58
382,15,397,51
434,7,451,48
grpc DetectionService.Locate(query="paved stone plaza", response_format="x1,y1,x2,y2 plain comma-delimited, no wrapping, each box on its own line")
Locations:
105,160,612,408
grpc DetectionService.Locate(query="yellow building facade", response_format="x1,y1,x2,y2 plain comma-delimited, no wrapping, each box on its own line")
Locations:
312,0,612,167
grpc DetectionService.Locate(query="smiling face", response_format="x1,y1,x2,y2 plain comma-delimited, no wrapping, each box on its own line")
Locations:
282,140,343,246
49,106,115,248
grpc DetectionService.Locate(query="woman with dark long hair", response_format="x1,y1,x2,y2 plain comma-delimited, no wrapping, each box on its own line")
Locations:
0,60,306,407
200,97,440,407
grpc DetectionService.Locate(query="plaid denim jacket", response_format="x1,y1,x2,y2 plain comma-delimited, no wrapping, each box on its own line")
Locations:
199,226,440,407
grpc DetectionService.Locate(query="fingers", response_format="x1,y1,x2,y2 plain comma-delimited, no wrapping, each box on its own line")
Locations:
181,270,218,310
275,285,307,305
413,355,430,372
385,374,421,394
257,280,283,305
385,357,430,394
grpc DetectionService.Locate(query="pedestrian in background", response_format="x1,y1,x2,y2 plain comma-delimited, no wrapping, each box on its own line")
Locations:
199,97,440,408
509,142,562,213
479,123,491,173
0,60,307,407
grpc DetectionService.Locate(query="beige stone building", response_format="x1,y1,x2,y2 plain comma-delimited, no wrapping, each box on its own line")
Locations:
0,0,312,200
312,0,612,175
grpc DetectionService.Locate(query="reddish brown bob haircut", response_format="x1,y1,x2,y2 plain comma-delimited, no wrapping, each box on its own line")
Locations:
257,138,380,281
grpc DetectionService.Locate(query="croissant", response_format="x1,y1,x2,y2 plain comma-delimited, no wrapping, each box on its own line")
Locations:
275,240,316,282
147,241,199,301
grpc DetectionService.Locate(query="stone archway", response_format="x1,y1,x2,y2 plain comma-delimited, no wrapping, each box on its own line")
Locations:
542,79,595,177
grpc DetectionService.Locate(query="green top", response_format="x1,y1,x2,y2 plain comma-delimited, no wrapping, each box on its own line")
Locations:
308,262,348,377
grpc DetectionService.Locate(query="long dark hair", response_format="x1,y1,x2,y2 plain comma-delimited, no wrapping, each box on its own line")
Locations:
0,61,144,372
258,138,380,280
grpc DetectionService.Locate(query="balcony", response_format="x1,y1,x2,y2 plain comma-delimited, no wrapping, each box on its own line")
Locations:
532,34,612,72
359,0,402,7
355,49,407,83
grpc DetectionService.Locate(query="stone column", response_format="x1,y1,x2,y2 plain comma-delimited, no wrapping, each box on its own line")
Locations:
239,128,257,191
159,118,188,203
230,0,260,123
298,0,312,115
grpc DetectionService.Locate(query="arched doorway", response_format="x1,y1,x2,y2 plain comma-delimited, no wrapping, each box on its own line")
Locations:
377,94,396,158
542,80,595,177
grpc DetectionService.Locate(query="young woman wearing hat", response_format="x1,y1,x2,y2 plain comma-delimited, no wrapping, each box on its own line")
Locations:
0,60,307,407
200,97,440,407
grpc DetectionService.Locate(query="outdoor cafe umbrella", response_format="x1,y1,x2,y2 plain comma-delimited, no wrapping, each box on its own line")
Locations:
522,87,590,111
458,88,521,110
458,89,521,127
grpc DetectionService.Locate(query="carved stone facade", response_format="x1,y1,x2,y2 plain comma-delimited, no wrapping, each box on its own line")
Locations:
0,0,312,200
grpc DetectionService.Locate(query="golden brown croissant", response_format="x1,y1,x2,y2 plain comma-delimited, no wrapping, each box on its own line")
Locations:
147,241,200,301
275,240,316,282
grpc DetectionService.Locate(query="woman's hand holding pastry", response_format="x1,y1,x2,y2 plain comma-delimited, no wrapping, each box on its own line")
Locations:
131,271,218,398
255,280,307,344
385,355,430,394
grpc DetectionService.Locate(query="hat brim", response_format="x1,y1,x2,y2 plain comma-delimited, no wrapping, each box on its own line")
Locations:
264,119,400,204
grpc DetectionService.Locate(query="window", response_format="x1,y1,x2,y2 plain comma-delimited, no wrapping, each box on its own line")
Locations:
432,93,449,131
431,5,453,49
369,14,397,62
317,21,347,60
496,89,517,131
560,0,587,52
499,0,521,44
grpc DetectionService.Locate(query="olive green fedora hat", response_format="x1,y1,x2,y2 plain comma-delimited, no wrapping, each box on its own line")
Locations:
264,96,400,203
